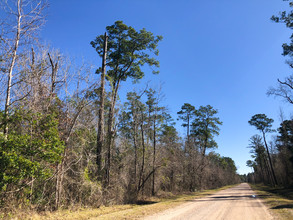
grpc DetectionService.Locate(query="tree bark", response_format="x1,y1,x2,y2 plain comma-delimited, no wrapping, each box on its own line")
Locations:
97,32,107,181
138,109,145,195
55,163,62,209
3,0,21,137
105,78,120,185
133,115,138,183
152,113,156,196
262,152,274,185
48,53,59,97
262,132,278,186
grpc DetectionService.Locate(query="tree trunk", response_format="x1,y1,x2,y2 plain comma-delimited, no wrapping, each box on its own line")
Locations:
133,117,138,184
198,135,208,189
48,53,58,96
138,110,145,195
170,169,174,192
263,132,278,185
152,114,156,196
3,0,21,137
105,79,120,185
55,163,62,209
186,115,190,153
97,32,107,181
264,154,274,185
258,158,265,183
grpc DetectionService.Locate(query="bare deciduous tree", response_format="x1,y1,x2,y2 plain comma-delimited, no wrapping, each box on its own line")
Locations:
0,0,47,136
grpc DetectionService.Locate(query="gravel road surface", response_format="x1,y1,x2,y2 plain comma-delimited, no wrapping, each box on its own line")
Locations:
144,183,274,220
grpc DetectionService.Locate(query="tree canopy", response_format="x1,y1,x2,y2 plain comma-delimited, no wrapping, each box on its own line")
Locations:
248,114,274,134
91,20,162,84
191,105,222,154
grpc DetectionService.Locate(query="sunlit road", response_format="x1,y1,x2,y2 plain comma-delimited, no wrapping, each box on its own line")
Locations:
144,183,274,220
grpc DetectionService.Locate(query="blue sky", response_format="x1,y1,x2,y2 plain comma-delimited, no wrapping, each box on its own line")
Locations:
41,0,293,174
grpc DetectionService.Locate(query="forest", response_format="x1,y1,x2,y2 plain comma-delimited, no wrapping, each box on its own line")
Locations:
0,0,240,212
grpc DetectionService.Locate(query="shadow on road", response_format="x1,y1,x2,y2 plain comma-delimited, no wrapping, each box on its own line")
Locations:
132,200,158,205
183,194,270,202
271,204,293,209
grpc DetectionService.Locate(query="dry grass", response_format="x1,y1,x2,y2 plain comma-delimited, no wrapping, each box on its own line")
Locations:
3,185,236,220
250,184,293,220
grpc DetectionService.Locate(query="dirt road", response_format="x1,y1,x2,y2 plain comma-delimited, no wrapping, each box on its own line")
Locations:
144,183,274,220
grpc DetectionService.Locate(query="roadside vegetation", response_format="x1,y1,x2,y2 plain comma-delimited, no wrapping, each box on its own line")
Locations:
246,0,293,190
0,0,240,216
244,4,293,220
2,185,236,220
250,184,293,220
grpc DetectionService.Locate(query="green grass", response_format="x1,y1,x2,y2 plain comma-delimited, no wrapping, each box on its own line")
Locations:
5,185,236,220
250,184,293,220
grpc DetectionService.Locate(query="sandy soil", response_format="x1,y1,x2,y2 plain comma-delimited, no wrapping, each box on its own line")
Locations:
144,183,275,220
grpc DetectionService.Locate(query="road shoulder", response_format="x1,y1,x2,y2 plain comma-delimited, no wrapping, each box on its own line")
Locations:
250,184,293,220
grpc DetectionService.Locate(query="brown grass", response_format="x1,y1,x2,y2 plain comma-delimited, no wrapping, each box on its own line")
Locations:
250,184,293,220
3,185,236,220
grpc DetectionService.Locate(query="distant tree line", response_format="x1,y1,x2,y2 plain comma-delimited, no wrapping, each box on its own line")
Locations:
0,0,240,213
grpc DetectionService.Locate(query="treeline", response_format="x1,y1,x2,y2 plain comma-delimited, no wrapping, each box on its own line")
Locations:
246,0,293,187
246,114,293,186
0,0,239,212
